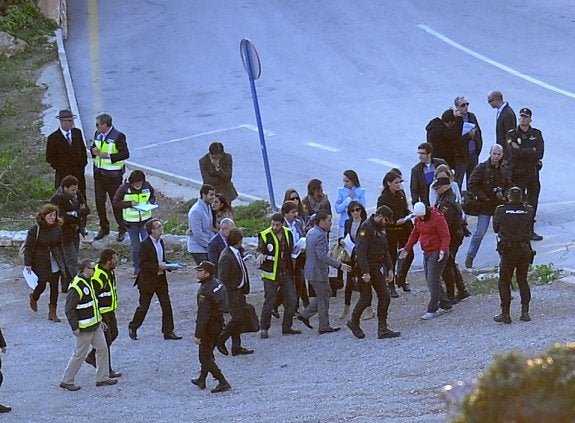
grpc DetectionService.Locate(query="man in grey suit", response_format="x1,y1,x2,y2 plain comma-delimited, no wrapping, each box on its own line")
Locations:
297,213,351,334
488,90,517,162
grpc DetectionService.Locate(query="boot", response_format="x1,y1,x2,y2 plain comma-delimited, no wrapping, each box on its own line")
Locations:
29,293,38,312
361,306,376,321
378,325,401,339
211,374,231,393
339,304,350,320
519,304,531,322
346,319,365,339
191,370,208,390
388,281,399,298
494,306,511,324
48,304,61,322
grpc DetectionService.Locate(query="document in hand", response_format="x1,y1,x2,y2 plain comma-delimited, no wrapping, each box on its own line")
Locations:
22,268,38,289
135,203,159,212
291,237,307,259
462,122,476,135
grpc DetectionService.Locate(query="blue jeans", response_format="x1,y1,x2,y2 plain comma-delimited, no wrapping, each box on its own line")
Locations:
423,251,450,313
127,224,149,273
466,214,491,259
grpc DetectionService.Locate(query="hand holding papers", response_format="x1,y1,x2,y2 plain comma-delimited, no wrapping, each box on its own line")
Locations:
342,234,355,257
462,122,476,136
291,237,306,259
135,203,158,212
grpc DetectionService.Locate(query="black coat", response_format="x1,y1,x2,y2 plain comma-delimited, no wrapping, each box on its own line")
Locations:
495,103,517,160
199,152,238,202
425,117,459,168
134,237,169,293
468,159,513,215
410,158,448,206
45,127,87,191
194,277,227,338
50,188,90,243
23,221,66,282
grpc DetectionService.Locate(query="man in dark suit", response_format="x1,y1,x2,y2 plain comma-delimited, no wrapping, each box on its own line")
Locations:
425,109,459,168
216,228,254,356
207,218,236,275
199,141,238,203
488,90,516,162
410,142,448,206
46,109,88,198
128,219,182,341
453,96,482,190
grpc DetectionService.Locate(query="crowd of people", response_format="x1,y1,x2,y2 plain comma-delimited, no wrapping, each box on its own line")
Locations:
0,90,545,406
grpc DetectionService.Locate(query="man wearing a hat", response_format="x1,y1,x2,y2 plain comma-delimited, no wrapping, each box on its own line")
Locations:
46,109,88,198
492,187,535,324
432,177,471,304
505,107,545,241
192,261,231,393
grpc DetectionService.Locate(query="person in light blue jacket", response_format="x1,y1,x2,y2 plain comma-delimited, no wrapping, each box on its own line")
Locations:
334,170,366,237
187,184,216,264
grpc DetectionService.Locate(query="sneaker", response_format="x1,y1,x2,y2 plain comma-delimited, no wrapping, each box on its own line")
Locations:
96,378,118,387
59,382,81,391
435,307,453,317
421,312,436,320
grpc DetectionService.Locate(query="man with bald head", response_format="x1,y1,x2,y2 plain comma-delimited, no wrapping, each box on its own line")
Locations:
464,144,513,268
487,90,516,161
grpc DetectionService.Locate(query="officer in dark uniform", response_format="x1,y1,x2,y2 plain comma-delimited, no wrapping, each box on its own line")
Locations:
492,187,535,324
432,177,471,304
346,206,400,340
506,107,544,240
192,261,231,393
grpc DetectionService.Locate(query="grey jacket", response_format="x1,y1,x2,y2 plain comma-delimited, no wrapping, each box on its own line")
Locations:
304,225,340,281
187,198,215,253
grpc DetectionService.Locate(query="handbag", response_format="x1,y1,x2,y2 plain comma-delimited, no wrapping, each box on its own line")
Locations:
239,303,260,333
461,191,482,216
19,224,39,264
331,244,351,263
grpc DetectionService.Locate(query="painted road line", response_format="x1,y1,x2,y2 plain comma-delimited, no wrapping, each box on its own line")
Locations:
418,24,575,100
367,158,402,168
136,124,272,151
305,142,340,152
240,124,275,136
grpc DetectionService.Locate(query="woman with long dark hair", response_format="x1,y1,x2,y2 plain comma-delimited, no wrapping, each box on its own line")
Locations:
24,203,67,322
377,170,414,298
335,170,366,238
211,193,233,230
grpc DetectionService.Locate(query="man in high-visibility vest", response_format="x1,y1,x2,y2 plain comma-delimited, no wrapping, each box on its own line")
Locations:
60,260,117,391
256,213,301,339
90,113,129,242
85,249,121,378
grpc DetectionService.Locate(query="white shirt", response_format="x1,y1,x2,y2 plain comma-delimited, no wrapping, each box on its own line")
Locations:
151,236,164,275
230,245,246,288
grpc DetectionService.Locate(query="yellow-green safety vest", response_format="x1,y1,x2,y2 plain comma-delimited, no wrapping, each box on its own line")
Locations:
259,226,292,281
94,139,124,171
123,189,152,222
92,264,118,314
69,274,101,329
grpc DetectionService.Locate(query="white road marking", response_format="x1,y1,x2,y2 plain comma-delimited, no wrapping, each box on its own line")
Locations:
418,24,575,100
136,124,275,151
367,158,402,168
305,142,340,152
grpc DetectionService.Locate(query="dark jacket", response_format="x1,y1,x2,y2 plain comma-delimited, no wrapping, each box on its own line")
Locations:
195,277,227,338
506,125,544,176
425,117,459,168
46,127,87,188
199,152,238,202
436,189,464,248
218,246,250,296
493,201,534,244
23,221,66,282
410,158,448,206
355,216,393,274
50,187,90,243
90,127,129,178
134,236,170,293
454,113,483,161
377,189,413,231
112,180,156,224
468,159,513,215
496,103,517,161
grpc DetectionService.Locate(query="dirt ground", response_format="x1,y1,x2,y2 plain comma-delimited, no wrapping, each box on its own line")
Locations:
1,247,574,422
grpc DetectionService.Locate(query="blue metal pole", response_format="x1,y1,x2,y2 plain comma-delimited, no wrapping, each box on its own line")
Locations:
242,42,277,211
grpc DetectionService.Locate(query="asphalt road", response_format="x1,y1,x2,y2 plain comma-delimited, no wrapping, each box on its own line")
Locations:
64,0,575,270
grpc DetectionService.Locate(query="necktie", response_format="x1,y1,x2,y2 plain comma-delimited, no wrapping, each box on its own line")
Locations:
66,131,71,145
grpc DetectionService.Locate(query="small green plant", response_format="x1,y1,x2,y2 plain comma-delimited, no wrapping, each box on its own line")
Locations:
163,216,187,236
0,0,56,46
530,263,560,284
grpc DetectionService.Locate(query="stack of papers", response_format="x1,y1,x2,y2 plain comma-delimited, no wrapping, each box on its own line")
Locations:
135,203,159,212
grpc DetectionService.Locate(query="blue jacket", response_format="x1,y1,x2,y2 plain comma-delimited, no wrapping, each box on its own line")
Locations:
187,199,214,253
304,225,341,281
334,186,366,229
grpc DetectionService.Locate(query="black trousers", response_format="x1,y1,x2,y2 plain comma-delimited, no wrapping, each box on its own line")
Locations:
387,227,414,284
94,174,124,230
350,266,391,331
88,311,118,370
32,271,60,306
129,279,175,335
218,291,246,352
498,248,531,309
513,171,541,217
199,329,224,380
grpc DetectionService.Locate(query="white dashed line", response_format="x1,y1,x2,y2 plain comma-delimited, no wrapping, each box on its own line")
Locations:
418,24,575,99
305,142,340,152
367,158,402,168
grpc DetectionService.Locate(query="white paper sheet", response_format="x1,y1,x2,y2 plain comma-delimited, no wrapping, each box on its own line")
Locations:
22,268,38,289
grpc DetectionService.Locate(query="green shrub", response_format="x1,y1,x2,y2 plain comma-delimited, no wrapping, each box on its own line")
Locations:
453,343,575,422
0,0,56,46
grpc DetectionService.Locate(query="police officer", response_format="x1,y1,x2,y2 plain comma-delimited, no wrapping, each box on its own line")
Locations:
492,187,535,324
432,177,471,304
192,261,231,394
346,206,401,340
506,108,544,241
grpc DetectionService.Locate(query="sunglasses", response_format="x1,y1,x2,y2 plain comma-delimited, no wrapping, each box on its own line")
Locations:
458,102,469,107
350,208,362,212
289,196,299,201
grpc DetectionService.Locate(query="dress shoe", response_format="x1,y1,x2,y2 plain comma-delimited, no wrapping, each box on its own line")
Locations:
216,342,229,356
116,230,126,242
297,314,313,329
519,312,531,322
378,328,401,339
260,329,269,339
319,326,341,334
191,377,206,390
164,332,183,340
128,326,138,340
282,328,302,335
96,378,118,387
94,228,109,241
85,354,96,368
109,370,122,378
60,382,81,391
0,404,11,413
232,347,254,356
530,232,543,241
211,381,231,393
493,313,512,324
346,320,365,339
465,255,473,269
389,285,399,298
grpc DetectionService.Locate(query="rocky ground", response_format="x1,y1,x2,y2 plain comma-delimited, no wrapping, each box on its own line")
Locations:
0,248,574,422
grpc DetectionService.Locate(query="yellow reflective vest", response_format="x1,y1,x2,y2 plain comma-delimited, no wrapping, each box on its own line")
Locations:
93,138,124,171
123,189,152,222
259,226,292,280
92,264,118,314
69,274,101,329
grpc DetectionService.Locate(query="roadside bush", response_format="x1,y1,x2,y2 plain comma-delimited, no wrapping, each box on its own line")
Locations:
452,343,575,422
0,0,55,46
